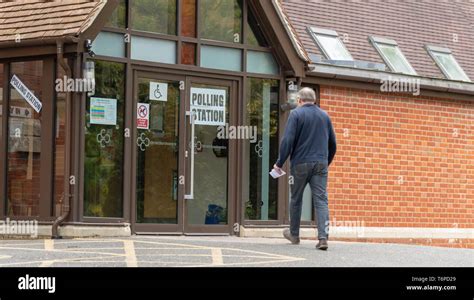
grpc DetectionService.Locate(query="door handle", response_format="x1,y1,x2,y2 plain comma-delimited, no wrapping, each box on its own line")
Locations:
185,110,195,200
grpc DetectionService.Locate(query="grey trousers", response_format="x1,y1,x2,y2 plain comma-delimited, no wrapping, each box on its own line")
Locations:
290,161,329,240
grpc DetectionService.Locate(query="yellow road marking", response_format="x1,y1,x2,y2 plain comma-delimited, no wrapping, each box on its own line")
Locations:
0,238,306,267
123,240,138,267
0,255,118,267
44,239,54,250
211,248,224,265
0,246,127,257
39,240,55,267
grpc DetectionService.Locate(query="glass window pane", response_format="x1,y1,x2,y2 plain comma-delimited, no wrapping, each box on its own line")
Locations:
92,32,125,58
247,10,268,47
84,61,125,218
433,52,470,82
200,0,243,43
315,35,352,60
247,24,260,47
247,51,279,75
131,0,176,35
245,78,279,220
378,44,416,75
131,36,177,64
181,42,196,65
136,79,180,224
188,84,229,225
8,61,43,217
200,45,242,71
106,0,126,28
181,0,196,37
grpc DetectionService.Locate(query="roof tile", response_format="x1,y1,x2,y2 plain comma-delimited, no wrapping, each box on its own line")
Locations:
282,0,474,80
0,0,107,45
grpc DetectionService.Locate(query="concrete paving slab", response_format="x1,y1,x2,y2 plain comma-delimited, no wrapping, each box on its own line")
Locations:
0,236,471,267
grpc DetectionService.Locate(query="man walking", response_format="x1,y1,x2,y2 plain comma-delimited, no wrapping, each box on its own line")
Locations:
273,87,337,250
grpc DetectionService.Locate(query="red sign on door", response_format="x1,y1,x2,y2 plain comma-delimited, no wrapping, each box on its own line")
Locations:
137,103,149,130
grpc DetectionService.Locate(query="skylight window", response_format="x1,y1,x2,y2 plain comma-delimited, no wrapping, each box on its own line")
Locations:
426,46,471,82
370,36,417,75
308,27,353,61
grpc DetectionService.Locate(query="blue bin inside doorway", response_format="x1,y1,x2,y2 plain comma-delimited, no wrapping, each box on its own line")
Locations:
205,204,224,224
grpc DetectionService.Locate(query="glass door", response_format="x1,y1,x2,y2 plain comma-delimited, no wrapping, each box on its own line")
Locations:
133,72,185,233
183,78,234,234
132,73,234,235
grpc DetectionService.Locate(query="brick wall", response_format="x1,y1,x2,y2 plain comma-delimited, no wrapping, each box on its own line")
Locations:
321,85,474,246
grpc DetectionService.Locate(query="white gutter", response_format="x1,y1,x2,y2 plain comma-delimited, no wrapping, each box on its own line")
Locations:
308,63,474,96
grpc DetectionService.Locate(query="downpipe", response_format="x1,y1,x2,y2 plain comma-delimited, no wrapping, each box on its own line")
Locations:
52,40,73,239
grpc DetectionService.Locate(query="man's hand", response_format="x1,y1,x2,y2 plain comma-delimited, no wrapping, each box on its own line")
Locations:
273,164,282,173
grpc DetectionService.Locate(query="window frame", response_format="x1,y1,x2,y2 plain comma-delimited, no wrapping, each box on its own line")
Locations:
425,45,471,82
244,77,280,222
0,62,5,219
370,36,417,75
96,0,280,76
130,0,178,36
87,0,286,227
308,27,353,61
0,57,57,221
82,59,127,219
199,0,244,44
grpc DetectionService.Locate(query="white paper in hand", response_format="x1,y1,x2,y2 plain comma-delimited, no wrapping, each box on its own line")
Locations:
269,168,286,179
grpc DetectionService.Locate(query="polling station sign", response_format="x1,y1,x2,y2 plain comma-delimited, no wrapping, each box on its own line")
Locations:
10,75,42,113
190,87,226,126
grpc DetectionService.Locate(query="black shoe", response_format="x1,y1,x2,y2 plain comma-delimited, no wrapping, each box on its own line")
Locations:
283,228,300,245
316,239,328,251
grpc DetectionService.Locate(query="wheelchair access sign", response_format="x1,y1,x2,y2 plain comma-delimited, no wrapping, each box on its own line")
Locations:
149,82,168,101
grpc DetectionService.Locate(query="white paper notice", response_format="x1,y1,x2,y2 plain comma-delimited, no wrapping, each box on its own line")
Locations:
90,97,117,125
269,168,286,179
190,87,226,126
149,82,168,101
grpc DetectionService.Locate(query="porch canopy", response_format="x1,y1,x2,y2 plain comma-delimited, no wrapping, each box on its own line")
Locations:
0,0,116,53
